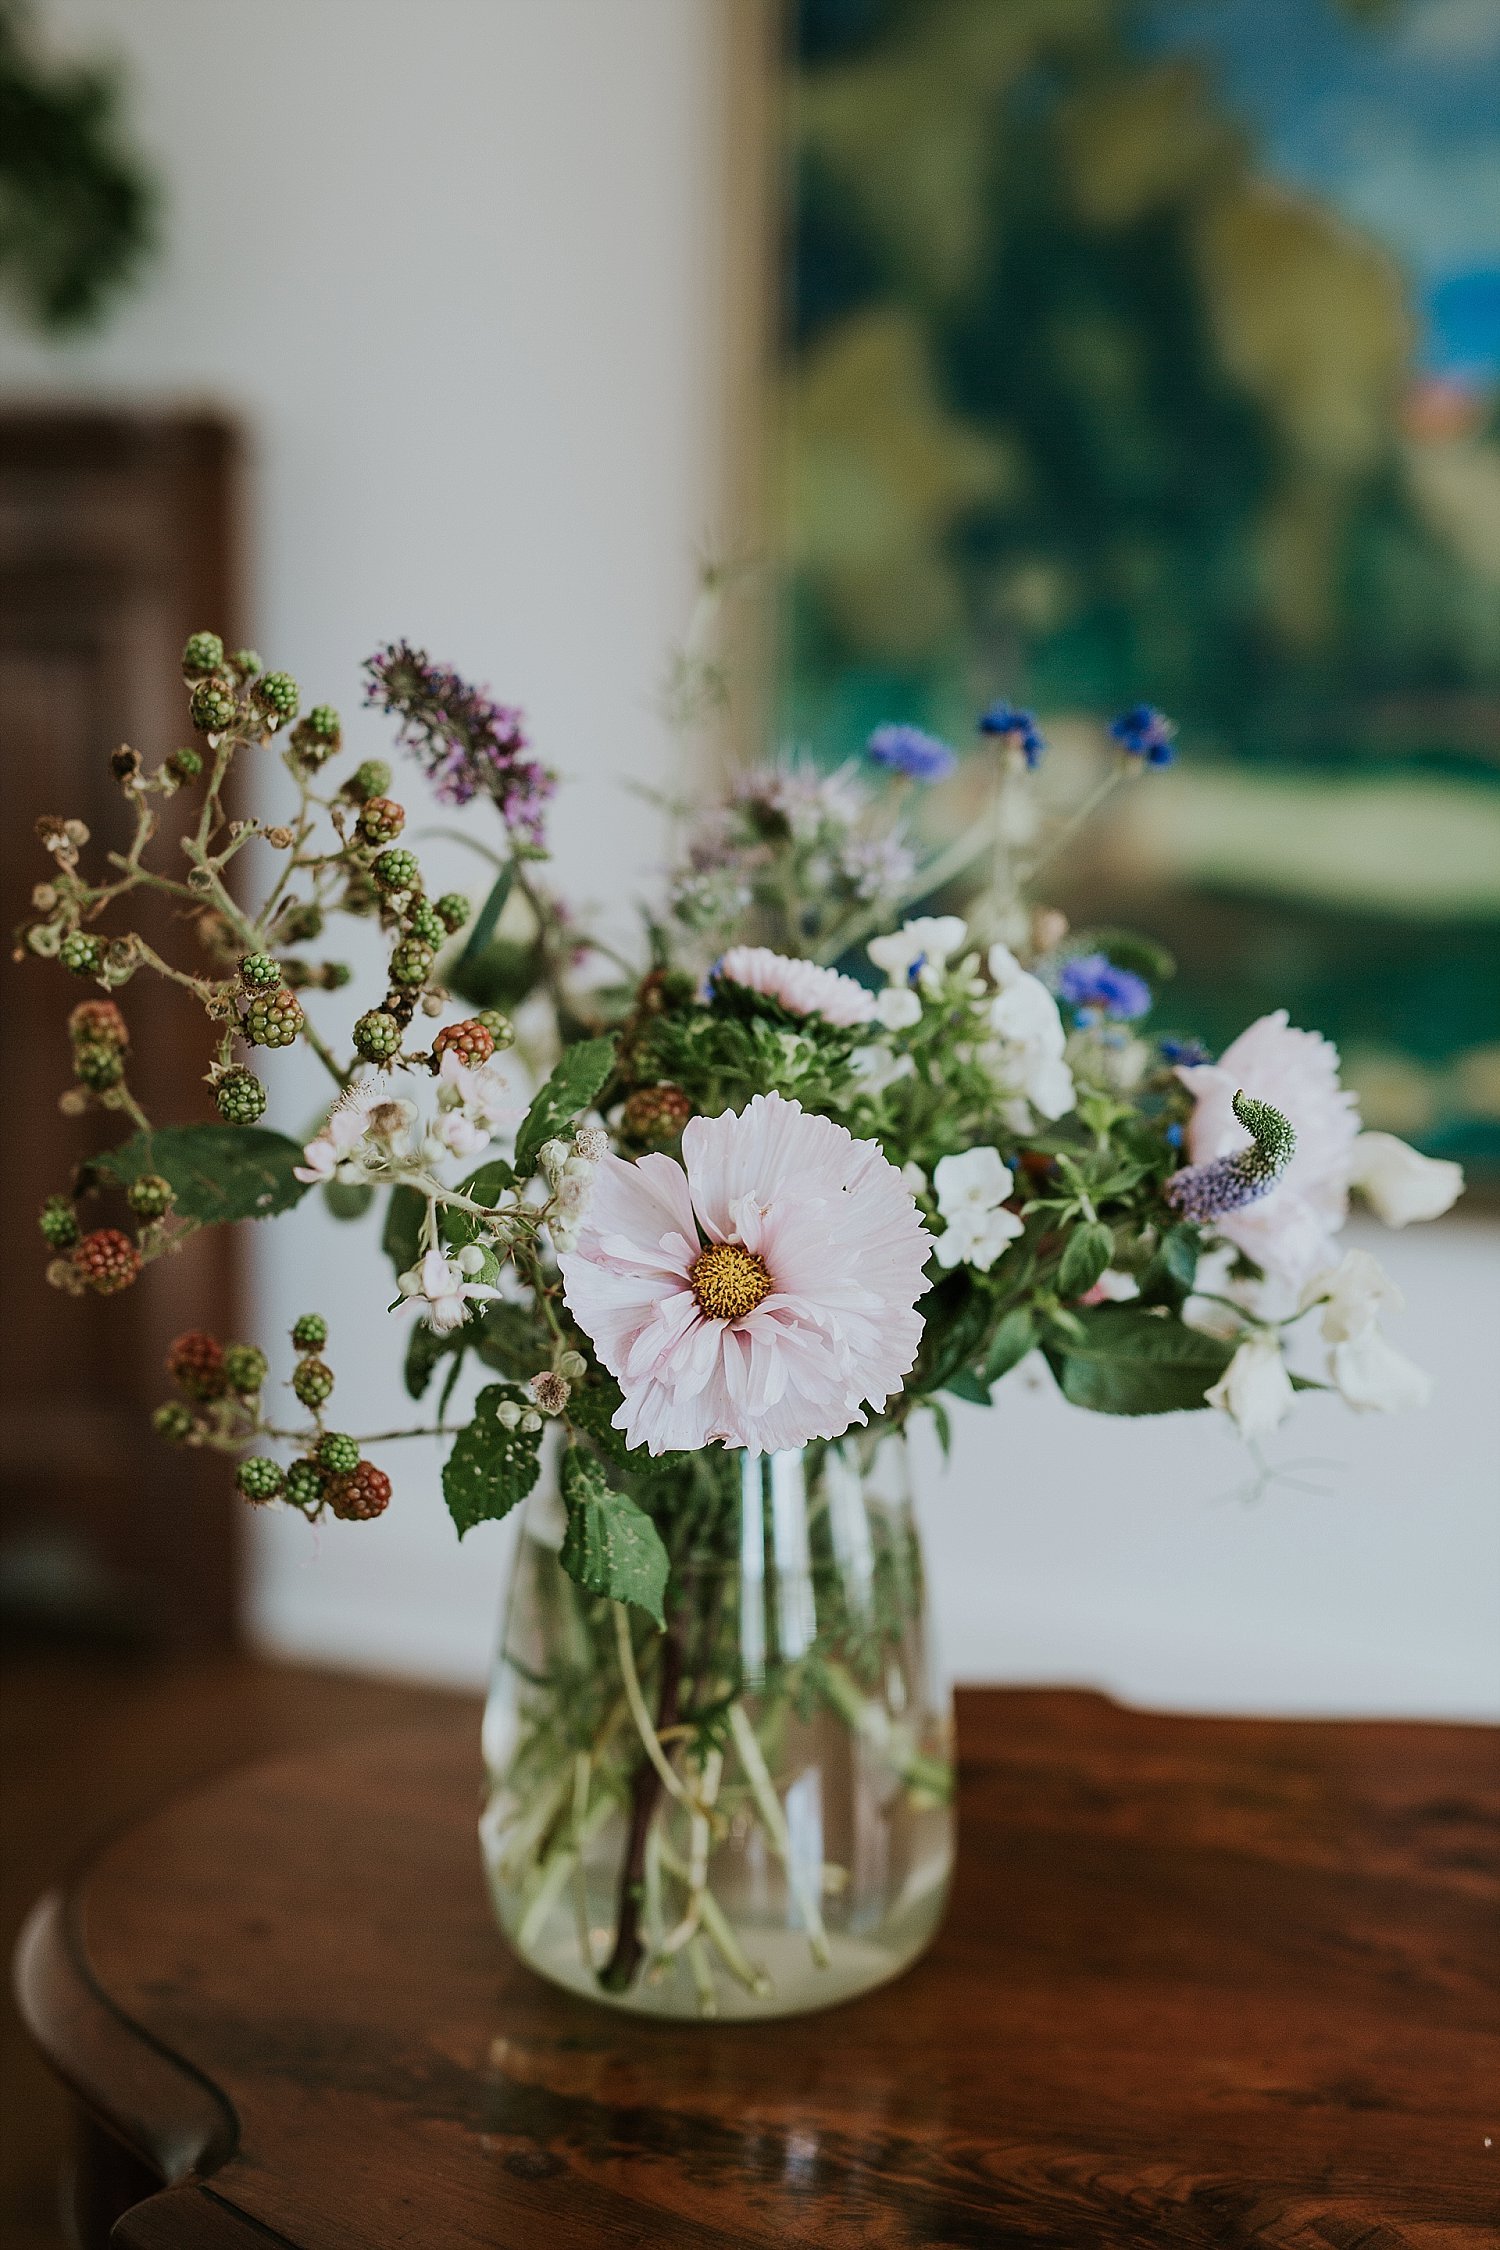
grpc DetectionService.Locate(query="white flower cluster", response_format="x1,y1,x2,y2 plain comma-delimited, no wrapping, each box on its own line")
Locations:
864,916,1075,1128
293,1053,518,1189
398,1244,502,1335
1203,1246,1434,1441
539,1126,609,1253
931,1147,1024,1272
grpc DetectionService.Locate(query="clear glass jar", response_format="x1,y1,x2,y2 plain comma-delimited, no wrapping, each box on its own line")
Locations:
480,1429,954,2021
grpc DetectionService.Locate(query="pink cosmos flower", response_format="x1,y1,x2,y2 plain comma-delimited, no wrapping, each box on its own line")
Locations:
715,946,878,1030
559,1091,930,1454
1178,1010,1360,1288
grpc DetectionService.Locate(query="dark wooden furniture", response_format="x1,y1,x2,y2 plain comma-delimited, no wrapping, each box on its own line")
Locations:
15,1686,1496,2247
0,411,243,1644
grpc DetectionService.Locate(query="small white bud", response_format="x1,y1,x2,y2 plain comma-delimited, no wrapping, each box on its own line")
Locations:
494,1399,523,1430
557,1349,587,1380
455,1244,486,1276
519,1409,542,1434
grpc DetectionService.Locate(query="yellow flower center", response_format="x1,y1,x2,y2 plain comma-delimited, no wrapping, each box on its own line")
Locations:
690,1241,772,1323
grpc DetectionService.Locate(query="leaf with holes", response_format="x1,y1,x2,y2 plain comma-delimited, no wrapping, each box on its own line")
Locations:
558,1448,668,1627
89,1125,309,1223
513,1036,616,1176
442,1385,543,1537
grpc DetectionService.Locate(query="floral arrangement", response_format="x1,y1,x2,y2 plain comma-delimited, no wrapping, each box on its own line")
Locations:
20,630,1464,1554
18,626,1464,2012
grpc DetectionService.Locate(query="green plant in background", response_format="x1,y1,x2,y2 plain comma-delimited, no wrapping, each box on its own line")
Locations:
0,0,156,333
783,0,1500,1165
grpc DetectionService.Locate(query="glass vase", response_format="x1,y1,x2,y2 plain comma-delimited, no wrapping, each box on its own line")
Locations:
480,1428,954,2021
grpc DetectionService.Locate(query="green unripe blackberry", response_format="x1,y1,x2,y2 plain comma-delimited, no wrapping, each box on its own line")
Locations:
285,1458,327,1511
435,893,470,934
126,1174,175,1219
372,847,419,894
181,631,224,677
167,746,204,783
289,711,340,771
244,987,303,1049
293,1356,334,1407
229,648,263,678
358,796,406,846
236,1456,285,1503
353,1009,401,1062
322,962,352,990
406,900,445,948
255,671,299,725
190,677,238,733
152,1400,196,1444
389,937,433,989
59,931,103,977
240,952,280,990
277,901,324,943
346,759,391,803
215,1067,268,1124
75,1039,124,1090
317,1432,360,1476
39,1195,80,1250
476,1009,515,1049
224,1343,269,1396
291,1312,328,1351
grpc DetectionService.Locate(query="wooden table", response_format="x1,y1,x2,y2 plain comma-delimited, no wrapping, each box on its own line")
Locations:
15,1688,1497,2248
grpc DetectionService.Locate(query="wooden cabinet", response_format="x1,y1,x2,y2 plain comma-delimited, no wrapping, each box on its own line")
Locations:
0,412,243,1644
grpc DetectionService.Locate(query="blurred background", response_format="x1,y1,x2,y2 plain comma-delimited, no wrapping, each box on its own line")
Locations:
1,0,1495,1713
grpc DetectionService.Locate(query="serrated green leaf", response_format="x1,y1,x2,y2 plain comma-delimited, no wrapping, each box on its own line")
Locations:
91,1125,310,1223
1044,1306,1234,1416
985,1306,1036,1383
558,1448,668,1627
404,1319,457,1401
1058,1221,1113,1299
514,1036,617,1176
943,1368,991,1404
382,1183,425,1278
442,1385,543,1537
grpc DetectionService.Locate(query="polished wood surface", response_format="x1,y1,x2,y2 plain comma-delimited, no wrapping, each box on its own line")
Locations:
16,1687,1498,2247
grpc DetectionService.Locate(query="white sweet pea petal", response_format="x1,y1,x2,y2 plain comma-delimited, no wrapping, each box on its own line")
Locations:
1348,1133,1463,1228
868,915,967,988
1331,1326,1432,1412
875,985,923,1032
1205,1331,1295,1439
1086,1268,1140,1304
1301,1248,1403,1344
933,1201,1024,1272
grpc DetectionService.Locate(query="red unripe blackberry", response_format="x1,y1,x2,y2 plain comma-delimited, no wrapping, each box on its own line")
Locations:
358,796,406,845
327,1463,391,1521
622,1084,695,1147
167,1330,227,1400
291,1312,328,1352
432,1018,495,1068
73,1229,142,1295
215,1068,267,1124
244,987,303,1049
69,999,129,1050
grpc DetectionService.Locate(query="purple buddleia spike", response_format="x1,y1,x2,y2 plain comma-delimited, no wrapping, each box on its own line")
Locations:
363,641,555,845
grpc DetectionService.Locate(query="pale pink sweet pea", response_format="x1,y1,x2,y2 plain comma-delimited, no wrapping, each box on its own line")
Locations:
559,1091,931,1455
1177,1011,1360,1288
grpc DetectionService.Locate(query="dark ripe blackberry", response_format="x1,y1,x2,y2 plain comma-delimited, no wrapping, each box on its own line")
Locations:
167,1330,227,1400
327,1462,391,1521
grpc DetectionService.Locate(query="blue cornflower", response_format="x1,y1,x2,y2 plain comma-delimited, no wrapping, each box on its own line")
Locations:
1058,952,1153,1022
1110,705,1177,766
1160,1036,1211,1068
1165,1121,1184,1150
866,723,957,782
978,701,1045,768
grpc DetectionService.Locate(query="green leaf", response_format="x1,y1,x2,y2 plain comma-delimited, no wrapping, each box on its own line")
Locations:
442,1157,515,1247
382,1183,425,1278
473,1301,551,1384
1139,1222,1201,1306
441,1385,543,1538
1058,1220,1113,1300
984,1306,1036,1383
928,1400,952,1459
322,1179,374,1222
943,1369,991,1405
90,1125,310,1223
405,1319,458,1401
1044,1307,1234,1417
513,1035,617,1176
558,1448,668,1628
456,860,515,968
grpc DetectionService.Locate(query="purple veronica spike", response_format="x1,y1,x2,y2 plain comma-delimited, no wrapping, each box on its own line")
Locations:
978,702,1045,767
865,723,957,782
1110,704,1178,765
363,641,555,845
1165,1091,1296,1222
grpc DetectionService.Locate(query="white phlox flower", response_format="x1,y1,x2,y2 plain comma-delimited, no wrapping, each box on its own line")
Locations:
932,1146,1024,1272
875,985,923,1032
987,945,1075,1122
398,1244,502,1335
1206,1330,1295,1439
1300,1248,1431,1413
868,916,968,991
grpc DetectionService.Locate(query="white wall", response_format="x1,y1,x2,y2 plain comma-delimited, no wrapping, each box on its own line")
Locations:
6,2,1497,1718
